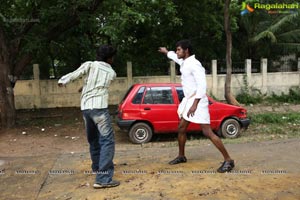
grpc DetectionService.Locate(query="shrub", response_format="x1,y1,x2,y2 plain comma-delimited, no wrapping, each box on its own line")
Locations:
265,87,300,104
236,75,265,105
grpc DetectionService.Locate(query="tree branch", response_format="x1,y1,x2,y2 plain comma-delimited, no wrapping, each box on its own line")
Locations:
46,0,104,41
89,0,103,12
13,54,33,78
45,15,80,41
16,4,40,38
13,0,104,78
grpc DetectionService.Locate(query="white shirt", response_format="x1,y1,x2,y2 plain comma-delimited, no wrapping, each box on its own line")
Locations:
167,51,210,124
167,51,207,99
58,61,116,110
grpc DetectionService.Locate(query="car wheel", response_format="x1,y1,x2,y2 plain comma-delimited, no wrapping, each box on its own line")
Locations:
220,118,241,138
129,122,153,144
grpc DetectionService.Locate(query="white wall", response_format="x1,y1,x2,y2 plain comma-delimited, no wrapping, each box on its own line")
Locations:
14,59,300,109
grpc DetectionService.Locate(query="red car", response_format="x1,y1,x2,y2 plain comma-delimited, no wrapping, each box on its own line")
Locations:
117,83,250,144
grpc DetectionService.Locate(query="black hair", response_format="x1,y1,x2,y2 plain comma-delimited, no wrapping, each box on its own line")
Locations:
176,39,193,55
96,45,117,62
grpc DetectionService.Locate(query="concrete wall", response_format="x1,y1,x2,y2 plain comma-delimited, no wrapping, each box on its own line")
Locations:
14,59,300,109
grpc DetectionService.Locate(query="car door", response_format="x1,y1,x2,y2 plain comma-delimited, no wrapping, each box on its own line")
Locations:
205,97,220,130
140,86,178,133
184,97,219,132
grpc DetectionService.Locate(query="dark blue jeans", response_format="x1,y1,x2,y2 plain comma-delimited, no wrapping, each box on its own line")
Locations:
82,108,115,184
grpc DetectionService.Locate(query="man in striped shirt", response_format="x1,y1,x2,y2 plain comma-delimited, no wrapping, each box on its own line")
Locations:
58,45,120,188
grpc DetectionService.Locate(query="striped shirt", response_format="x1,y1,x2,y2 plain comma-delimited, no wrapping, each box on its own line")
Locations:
58,61,116,110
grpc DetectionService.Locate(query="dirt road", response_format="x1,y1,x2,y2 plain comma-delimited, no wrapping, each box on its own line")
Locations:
0,106,300,199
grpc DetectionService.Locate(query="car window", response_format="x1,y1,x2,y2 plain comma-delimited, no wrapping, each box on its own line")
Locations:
132,87,145,104
176,87,184,102
120,85,134,103
143,87,174,104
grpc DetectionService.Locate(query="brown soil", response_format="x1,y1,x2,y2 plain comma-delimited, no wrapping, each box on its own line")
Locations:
0,105,300,200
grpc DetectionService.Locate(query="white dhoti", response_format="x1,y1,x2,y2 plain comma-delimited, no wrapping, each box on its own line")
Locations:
177,96,210,124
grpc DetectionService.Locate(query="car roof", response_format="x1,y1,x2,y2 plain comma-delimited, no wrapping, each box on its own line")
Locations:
132,83,182,87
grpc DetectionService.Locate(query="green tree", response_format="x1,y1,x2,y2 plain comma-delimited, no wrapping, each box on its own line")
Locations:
249,12,300,57
100,0,181,75
224,0,240,105
0,0,180,128
0,0,104,128
161,0,226,64
101,0,227,74
235,0,300,61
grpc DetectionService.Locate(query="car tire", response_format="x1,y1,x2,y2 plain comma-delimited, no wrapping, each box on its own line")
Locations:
219,118,241,138
129,122,153,144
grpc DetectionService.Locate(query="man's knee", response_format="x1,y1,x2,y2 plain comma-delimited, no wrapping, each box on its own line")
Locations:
201,125,214,138
178,123,187,133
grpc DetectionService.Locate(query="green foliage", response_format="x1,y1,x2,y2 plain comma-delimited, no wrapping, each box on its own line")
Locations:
0,0,106,79
169,0,225,64
265,87,300,104
236,1,300,61
97,0,182,76
236,73,300,105
1,0,300,78
236,92,264,105
236,75,264,104
237,80,300,105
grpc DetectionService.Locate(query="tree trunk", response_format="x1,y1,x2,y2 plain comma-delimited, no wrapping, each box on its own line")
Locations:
0,25,16,128
224,0,240,106
0,62,16,128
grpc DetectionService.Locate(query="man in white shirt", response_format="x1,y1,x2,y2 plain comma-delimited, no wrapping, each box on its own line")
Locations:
159,40,234,173
58,45,120,188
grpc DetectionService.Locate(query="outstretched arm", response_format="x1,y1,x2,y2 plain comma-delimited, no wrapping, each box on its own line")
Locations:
158,47,168,55
58,62,91,87
158,47,183,65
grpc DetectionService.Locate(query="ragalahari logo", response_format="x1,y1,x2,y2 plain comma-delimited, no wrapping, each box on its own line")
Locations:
241,2,255,15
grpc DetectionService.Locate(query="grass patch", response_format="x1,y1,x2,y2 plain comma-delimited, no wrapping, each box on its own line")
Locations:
222,112,300,144
249,112,300,124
